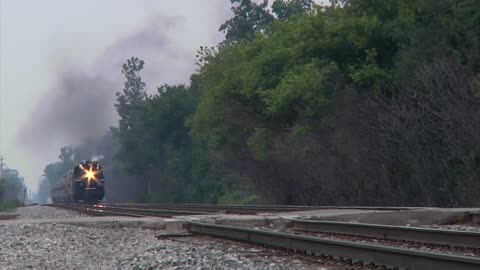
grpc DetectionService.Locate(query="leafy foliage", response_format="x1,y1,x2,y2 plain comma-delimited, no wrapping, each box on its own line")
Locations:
220,0,274,42
188,0,480,205
271,0,315,21
41,0,480,206
113,57,150,176
0,168,26,206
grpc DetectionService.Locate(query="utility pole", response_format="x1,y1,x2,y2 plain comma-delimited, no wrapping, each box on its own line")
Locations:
0,155,5,177
0,1,3,156
0,1,3,160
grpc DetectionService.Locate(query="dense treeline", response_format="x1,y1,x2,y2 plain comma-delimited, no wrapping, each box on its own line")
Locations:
40,0,480,206
0,168,27,207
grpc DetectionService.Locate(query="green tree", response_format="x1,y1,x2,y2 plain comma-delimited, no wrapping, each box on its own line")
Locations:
190,0,480,205
42,145,78,187
0,168,26,205
220,0,274,42
271,0,315,21
115,57,147,132
113,57,151,176
39,0,480,206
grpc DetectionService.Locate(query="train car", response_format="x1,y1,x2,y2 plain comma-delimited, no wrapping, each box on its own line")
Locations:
51,160,105,203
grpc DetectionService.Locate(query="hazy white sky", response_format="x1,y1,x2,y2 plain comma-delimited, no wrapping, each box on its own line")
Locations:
0,0,231,193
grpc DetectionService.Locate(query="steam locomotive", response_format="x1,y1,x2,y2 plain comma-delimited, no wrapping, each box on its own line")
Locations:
51,160,105,203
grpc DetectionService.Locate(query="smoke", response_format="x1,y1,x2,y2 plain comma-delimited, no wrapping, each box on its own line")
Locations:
91,154,104,162
17,13,215,159
17,68,117,154
98,14,196,88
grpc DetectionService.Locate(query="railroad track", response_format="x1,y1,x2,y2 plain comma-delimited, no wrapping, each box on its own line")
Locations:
52,203,411,217
52,203,212,217
289,219,480,249
189,222,480,270
103,203,415,214
50,203,480,269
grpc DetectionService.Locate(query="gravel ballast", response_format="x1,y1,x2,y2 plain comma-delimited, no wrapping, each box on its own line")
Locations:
15,205,87,220
1,206,338,270
0,223,336,270
423,224,480,232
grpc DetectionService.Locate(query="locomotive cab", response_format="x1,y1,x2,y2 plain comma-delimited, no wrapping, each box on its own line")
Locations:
51,160,105,203
72,161,105,203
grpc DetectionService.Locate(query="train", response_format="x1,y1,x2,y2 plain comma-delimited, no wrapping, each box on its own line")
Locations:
51,160,105,203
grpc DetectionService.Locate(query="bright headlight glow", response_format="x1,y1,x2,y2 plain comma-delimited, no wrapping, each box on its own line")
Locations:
81,163,101,188
86,171,95,179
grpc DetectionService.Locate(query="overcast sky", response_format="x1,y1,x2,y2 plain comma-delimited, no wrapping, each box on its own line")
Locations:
0,0,232,193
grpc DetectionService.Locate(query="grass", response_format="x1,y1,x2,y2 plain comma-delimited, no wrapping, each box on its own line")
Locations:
0,202,17,212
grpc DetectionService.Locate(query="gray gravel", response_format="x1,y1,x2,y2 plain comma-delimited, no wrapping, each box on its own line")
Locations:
422,224,480,232
15,205,87,220
0,223,336,270
0,206,338,270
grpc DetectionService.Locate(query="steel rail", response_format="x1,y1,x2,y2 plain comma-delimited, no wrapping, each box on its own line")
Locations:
92,205,212,217
289,219,480,249
189,221,480,270
53,204,144,217
101,203,414,213
53,203,211,217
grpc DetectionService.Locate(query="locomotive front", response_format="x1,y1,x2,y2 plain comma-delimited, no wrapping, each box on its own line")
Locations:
72,160,105,203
